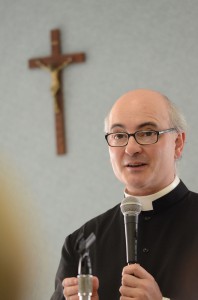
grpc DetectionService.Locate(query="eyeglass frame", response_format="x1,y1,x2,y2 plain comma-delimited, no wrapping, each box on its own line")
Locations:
105,128,177,147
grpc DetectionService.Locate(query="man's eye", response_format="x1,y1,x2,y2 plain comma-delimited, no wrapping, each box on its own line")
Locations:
113,133,126,140
145,131,154,136
137,131,155,138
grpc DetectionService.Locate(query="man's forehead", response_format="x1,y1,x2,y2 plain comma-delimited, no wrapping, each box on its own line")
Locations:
108,95,170,131
115,93,167,108
110,100,168,118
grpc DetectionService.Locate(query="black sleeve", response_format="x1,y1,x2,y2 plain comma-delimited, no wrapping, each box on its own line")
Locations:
50,233,79,300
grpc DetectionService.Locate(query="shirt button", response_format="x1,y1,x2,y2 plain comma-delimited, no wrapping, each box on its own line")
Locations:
142,248,149,253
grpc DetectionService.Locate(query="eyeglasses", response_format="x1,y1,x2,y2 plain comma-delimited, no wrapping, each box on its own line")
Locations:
105,128,176,147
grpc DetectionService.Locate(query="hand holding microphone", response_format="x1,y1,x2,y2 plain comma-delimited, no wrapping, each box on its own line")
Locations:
120,263,163,300
62,233,99,300
62,276,99,300
120,197,163,299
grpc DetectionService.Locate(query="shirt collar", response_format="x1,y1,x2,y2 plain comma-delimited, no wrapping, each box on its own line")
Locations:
124,176,180,211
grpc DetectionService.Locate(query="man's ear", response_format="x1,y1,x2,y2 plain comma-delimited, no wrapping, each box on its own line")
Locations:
175,132,186,159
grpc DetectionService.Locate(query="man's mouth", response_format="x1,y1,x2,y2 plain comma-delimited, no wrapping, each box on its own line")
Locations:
126,163,147,168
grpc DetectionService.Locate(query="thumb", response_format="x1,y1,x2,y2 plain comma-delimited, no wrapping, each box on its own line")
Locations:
92,276,99,299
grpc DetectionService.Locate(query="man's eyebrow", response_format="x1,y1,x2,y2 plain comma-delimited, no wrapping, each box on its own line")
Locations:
109,123,125,131
109,122,158,131
136,122,158,129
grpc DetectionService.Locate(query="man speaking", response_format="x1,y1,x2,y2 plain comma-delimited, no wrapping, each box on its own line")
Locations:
51,89,198,300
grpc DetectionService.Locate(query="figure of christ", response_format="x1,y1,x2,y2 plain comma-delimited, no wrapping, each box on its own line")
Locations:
36,58,72,113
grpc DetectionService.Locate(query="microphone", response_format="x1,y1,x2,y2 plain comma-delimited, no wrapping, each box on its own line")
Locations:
75,233,96,300
120,196,142,264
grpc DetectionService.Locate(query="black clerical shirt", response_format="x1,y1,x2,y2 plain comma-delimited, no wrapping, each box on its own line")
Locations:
51,181,198,300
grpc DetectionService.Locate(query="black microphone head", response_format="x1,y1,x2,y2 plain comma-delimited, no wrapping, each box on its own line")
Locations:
120,196,142,216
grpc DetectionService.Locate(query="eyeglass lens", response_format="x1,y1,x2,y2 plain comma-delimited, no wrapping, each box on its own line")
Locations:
107,131,158,146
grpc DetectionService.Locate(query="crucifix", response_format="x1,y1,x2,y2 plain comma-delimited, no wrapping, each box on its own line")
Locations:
28,28,86,155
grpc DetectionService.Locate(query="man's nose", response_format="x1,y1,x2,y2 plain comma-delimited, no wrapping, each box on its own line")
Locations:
124,136,142,155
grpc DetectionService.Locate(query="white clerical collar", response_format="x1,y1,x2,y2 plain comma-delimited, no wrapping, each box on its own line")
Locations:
124,176,180,211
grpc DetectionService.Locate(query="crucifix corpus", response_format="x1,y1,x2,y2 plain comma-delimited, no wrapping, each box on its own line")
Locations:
28,28,86,155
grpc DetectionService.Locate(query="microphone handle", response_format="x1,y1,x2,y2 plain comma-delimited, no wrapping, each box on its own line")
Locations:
124,214,138,264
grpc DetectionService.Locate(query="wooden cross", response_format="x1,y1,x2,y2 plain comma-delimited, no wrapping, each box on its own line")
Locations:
28,28,86,155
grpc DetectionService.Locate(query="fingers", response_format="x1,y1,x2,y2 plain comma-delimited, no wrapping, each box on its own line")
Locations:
122,263,154,280
62,276,99,300
92,276,99,297
120,264,162,300
62,277,78,300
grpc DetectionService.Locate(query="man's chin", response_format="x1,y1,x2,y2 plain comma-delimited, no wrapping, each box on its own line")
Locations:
125,178,150,195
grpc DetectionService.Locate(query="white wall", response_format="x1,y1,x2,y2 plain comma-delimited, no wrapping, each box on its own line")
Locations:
0,1,198,299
